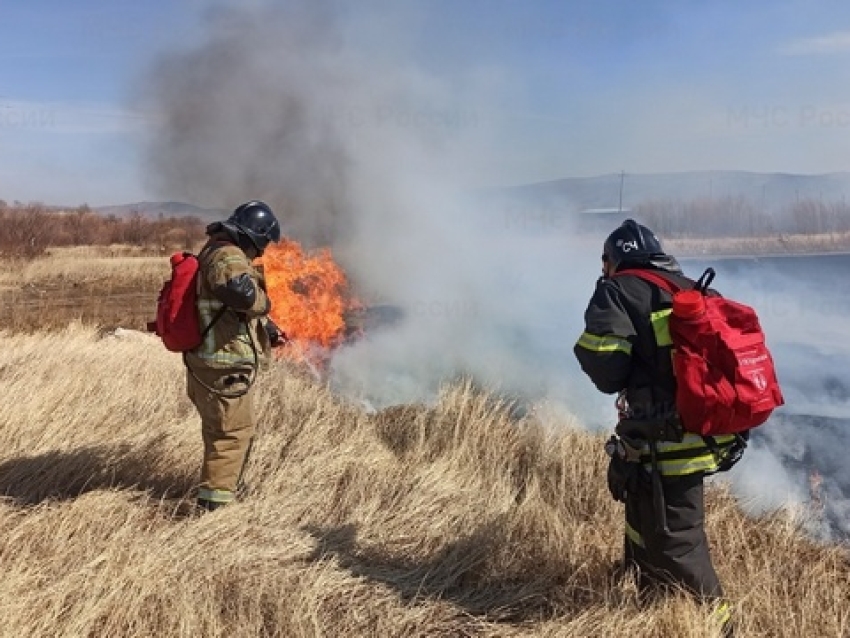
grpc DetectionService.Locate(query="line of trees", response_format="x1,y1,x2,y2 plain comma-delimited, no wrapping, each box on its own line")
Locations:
0,202,207,258
5,193,850,259
635,196,850,238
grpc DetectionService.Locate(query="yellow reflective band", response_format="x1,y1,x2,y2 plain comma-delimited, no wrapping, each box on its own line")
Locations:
645,455,721,476
198,488,235,503
711,601,733,627
625,522,645,548
640,433,739,476
656,433,737,453
650,308,673,347
639,433,737,456
576,332,632,355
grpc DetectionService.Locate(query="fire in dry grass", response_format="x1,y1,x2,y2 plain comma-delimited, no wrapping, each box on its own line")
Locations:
261,239,359,371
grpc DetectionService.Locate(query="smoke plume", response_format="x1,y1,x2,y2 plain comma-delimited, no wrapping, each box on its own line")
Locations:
140,1,849,540
140,0,601,415
142,3,353,246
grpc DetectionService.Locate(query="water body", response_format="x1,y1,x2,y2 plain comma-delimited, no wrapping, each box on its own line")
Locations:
680,253,850,541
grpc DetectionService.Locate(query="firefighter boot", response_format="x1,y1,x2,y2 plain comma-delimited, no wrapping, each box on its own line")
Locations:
196,497,227,512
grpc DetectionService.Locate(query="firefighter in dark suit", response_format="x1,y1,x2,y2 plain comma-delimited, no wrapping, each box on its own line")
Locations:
574,219,741,636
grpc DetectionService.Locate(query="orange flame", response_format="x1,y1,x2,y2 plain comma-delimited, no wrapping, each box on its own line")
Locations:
260,239,356,371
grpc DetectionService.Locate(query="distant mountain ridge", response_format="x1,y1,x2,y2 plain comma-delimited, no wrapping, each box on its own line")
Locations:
504,170,850,211
94,201,225,219
90,170,850,218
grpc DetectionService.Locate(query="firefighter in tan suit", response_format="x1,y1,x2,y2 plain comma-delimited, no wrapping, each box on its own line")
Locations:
184,201,285,511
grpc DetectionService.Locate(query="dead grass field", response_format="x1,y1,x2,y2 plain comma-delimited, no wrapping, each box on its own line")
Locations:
0,246,848,637
666,230,850,257
0,324,847,637
0,246,169,333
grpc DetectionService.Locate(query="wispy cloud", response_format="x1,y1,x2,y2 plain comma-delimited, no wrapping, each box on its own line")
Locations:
779,31,850,56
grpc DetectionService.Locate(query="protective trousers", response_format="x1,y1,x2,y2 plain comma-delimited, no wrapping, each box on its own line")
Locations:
186,366,255,506
624,471,723,599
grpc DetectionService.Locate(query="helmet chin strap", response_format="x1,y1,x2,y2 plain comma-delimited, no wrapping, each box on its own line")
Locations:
225,221,261,255
238,233,261,259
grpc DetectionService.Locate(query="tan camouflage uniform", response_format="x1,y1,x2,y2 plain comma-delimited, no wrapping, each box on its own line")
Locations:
184,236,272,507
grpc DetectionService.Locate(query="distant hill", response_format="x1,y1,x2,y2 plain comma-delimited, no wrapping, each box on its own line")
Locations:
90,171,850,221
503,170,850,212
94,201,225,220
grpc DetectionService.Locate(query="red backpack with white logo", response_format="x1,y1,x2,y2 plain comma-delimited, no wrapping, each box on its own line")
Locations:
619,267,784,436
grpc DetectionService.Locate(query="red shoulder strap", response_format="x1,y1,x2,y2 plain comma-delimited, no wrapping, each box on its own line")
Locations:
614,268,681,294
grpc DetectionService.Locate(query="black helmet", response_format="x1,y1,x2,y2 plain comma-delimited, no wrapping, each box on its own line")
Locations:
602,219,664,270
222,200,281,256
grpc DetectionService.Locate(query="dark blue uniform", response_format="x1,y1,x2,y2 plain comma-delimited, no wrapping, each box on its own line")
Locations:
575,256,735,631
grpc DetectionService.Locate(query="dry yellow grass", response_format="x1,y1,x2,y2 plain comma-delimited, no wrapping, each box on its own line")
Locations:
0,245,168,290
0,247,168,333
0,324,846,637
666,231,850,257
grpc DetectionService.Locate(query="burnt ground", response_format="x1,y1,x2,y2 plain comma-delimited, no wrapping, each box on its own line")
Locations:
0,280,161,333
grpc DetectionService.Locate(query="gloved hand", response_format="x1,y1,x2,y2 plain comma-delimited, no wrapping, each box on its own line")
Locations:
264,318,288,347
605,436,640,503
607,455,633,503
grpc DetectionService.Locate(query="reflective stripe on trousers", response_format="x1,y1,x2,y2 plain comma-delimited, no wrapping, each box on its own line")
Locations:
197,487,236,504
639,433,738,477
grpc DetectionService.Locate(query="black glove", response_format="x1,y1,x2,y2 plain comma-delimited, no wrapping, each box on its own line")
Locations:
264,319,288,347
607,454,637,503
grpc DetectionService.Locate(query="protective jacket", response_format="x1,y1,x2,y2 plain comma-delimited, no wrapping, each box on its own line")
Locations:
574,256,738,477
184,234,272,373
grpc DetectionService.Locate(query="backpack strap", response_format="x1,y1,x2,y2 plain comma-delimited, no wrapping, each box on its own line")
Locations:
200,305,227,341
195,242,231,340
614,268,682,294
694,267,716,293
703,433,749,474
617,267,720,297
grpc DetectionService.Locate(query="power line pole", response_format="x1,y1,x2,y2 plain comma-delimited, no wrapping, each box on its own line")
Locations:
618,170,625,214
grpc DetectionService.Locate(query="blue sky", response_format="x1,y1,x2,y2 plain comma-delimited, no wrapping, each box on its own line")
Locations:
3,0,850,205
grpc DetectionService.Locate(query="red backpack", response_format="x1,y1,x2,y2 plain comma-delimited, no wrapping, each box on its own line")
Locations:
618,267,784,436
147,252,205,352
148,251,226,353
